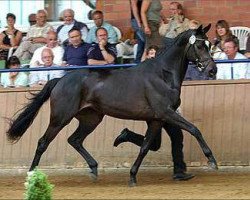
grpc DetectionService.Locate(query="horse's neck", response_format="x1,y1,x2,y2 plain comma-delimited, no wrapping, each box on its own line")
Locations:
161,46,189,89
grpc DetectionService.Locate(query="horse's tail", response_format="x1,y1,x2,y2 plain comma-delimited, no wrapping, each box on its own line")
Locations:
7,78,60,143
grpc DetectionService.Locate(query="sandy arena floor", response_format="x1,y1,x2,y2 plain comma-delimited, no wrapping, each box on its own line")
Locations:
0,167,249,199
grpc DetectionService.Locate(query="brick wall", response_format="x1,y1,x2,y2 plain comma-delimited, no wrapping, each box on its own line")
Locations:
96,0,250,40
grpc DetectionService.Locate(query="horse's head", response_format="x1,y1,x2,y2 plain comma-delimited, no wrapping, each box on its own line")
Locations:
185,24,217,79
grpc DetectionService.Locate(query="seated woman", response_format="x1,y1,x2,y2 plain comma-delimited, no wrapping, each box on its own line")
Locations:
145,45,159,59
0,56,28,88
0,13,22,61
211,20,238,59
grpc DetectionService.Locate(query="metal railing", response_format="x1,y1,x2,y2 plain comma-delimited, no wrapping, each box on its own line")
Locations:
0,59,249,73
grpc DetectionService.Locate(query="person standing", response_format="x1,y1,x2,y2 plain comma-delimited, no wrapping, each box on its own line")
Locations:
130,0,145,63
141,0,165,50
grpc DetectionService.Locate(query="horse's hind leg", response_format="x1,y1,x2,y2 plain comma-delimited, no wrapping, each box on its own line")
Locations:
165,109,218,170
68,109,103,180
129,121,162,186
29,121,67,171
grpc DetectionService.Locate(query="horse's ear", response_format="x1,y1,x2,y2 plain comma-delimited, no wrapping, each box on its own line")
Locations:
197,25,203,33
203,24,211,34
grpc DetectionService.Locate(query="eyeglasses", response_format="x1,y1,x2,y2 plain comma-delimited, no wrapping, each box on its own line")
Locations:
93,17,102,21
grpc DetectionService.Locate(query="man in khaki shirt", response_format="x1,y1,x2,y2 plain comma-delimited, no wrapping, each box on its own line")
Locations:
13,9,53,60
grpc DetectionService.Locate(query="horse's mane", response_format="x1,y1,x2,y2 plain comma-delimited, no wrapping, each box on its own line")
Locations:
156,29,194,57
127,29,196,71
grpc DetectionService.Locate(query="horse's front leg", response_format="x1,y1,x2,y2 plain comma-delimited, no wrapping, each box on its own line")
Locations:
165,108,218,170
129,121,162,187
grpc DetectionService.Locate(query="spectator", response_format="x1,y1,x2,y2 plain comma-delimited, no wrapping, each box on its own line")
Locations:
211,20,237,59
85,10,118,44
115,30,138,63
28,13,37,26
0,56,28,88
130,0,145,63
144,45,159,60
57,9,88,47
188,19,200,30
87,27,117,65
244,36,250,58
0,13,22,61
141,0,165,61
159,2,190,48
29,48,64,87
13,9,53,60
30,31,64,67
63,28,91,66
216,37,248,80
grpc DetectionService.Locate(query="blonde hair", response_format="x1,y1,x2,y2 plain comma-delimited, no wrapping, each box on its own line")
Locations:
189,20,200,29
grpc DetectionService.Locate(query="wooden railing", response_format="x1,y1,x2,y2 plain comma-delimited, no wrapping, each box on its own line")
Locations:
0,79,249,169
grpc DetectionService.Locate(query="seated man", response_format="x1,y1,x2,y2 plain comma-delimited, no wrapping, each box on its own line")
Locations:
87,27,117,65
85,10,117,44
57,9,88,47
216,37,249,80
28,13,36,26
159,2,190,48
29,48,64,87
13,9,53,60
30,31,64,67
63,28,91,66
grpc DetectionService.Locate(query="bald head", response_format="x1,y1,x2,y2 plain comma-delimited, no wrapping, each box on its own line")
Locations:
41,48,54,67
46,31,58,48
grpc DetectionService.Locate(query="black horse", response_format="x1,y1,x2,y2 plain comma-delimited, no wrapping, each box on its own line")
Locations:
7,25,218,186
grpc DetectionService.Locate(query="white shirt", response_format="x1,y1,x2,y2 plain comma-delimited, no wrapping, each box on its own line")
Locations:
29,64,65,85
216,52,249,80
58,23,75,44
29,45,64,67
1,72,29,88
57,21,88,44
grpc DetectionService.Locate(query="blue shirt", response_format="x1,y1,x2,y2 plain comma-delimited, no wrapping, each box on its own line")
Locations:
63,42,91,66
85,22,118,44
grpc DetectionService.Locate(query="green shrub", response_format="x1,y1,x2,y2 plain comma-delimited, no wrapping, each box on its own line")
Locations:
24,168,54,200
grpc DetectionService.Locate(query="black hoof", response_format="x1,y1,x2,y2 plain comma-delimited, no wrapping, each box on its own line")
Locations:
173,172,195,181
128,179,137,187
208,161,218,170
89,167,98,181
89,172,98,182
113,128,128,147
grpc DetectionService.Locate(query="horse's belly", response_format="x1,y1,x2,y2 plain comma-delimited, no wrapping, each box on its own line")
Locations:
101,104,154,120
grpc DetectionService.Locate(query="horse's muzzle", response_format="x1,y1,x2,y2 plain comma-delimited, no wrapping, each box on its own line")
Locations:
206,60,217,79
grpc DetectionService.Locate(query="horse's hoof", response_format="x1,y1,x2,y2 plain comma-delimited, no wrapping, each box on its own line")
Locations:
128,180,137,187
173,172,195,181
89,167,98,182
208,161,218,170
89,171,98,182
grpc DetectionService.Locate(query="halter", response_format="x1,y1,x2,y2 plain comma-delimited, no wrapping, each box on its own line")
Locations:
186,35,211,72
